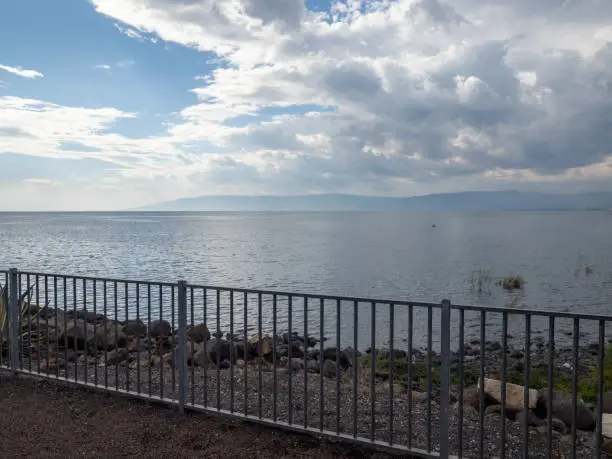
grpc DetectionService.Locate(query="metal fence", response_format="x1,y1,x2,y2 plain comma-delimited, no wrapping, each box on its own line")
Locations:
0,267,610,458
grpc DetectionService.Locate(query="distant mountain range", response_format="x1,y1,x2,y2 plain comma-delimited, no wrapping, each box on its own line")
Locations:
135,191,612,212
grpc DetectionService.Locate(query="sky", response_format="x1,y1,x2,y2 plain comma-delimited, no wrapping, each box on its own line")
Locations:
1,0,612,210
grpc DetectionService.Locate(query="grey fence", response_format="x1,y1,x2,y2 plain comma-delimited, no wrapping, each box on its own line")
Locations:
0,267,610,458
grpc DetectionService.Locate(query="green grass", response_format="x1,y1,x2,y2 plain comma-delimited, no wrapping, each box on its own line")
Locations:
357,355,479,388
358,348,612,403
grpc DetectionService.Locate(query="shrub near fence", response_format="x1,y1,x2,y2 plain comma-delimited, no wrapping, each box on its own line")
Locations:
1,268,612,458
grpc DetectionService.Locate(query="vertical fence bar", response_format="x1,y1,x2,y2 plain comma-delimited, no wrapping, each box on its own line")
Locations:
258,292,263,419
83,278,87,381
93,280,98,385
523,313,531,459
370,301,376,442
229,290,234,412
73,277,77,382
478,311,485,459
407,303,413,449
273,293,277,422
171,285,175,398
63,277,68,379
136,283,140,394
158,285,164,399
44,275,49,375
103,280,108,389
547,317,555,456
242,291,246,415
439,300,451,459
571,318,579,459
288,295,293,425
596,320,605,459
114,281,119,391
303,296,308,429
146,283,151,396
17,272,23,371
216,289,221,411
319,298,324,432
335,298,340,435
458,308,465,458
177,280,187,413
0,272,5,369
8,268,19,373
501,311,508,459
204,288,208,407
36,274,40,374
352,300,358,438
189,287,194,405
27,273,31,372
54,276,59,379
125,282,130,393
427,306,433,452
389,303,395,445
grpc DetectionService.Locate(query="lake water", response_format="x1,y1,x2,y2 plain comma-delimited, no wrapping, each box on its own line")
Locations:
1,211,612,351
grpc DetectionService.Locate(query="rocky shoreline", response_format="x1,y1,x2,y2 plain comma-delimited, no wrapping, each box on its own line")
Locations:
7,306,612,457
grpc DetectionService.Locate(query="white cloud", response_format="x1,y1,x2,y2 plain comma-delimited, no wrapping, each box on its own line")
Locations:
3,0,612,209
95,64,112,70
22,178,63,187
116,60,135,68
0,64,44,79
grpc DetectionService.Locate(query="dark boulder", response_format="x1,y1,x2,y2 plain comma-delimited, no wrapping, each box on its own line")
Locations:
149,320,172,338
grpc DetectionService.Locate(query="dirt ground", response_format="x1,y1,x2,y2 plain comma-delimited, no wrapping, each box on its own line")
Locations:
0,374,396,458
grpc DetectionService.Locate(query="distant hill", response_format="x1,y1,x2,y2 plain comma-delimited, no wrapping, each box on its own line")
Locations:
134,191,612,212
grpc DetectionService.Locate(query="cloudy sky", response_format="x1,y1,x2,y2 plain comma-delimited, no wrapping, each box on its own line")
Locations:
1,0,612,210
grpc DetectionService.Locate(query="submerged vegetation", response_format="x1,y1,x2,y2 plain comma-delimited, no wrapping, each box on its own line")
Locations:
499,275,525,291
471,271,525,293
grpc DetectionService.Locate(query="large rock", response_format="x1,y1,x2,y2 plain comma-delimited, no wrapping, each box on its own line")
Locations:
105,349,130,366
93,325,128,350
461,386,494,411
122,320,147,337
277,344,305,359
187,323,210,343
602,413,612,439
342,347,362,366
539,389,595,431
234,340,257,360
149,320,172,338
192,350,210,367
68,309,105,323
59,319,96,351
479,378,540,412
322,347,351,369
205,339,235,366
249,335,274,357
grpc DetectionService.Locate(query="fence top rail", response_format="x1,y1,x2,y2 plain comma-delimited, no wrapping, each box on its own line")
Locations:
454,303,612,322
187,282,440,308
12,270,177,288
4,268,612,321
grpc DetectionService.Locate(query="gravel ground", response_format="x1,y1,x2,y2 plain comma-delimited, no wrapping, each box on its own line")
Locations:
0,373,398,459
13,356,600,458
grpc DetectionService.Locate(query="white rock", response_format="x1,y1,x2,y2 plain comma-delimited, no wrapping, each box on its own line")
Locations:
602,413,612,439
477,377,539,411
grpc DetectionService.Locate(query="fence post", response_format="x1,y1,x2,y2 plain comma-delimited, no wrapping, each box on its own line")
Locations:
439,299,451,459
177,280,187,413
8,268,19,374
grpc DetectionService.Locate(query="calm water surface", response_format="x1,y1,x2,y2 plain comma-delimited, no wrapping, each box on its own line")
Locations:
1,211,611,350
